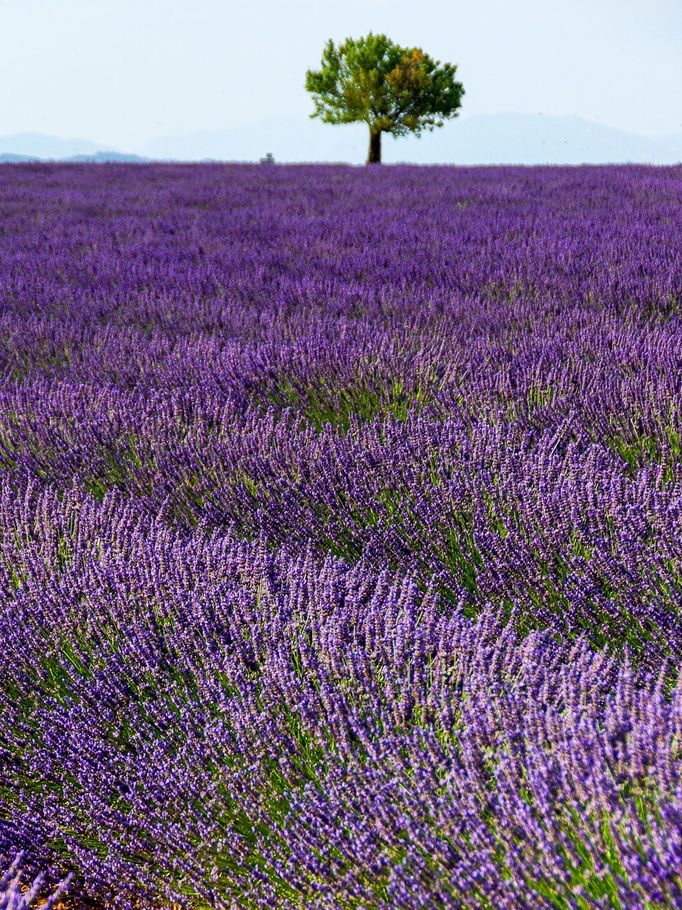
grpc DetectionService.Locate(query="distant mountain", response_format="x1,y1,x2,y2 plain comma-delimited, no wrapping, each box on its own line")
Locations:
146,114,682,165
0,135,150,164
64,150,149,163
0,132,105,159
0,153,40,163
1,117,680,166
406,114,682,166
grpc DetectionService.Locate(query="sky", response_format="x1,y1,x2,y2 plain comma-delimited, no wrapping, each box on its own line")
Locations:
0,0,681,158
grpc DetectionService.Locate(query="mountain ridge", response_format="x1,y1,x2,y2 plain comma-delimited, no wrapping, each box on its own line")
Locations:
1,115,680,165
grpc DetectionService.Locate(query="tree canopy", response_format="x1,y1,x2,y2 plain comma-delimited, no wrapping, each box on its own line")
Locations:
305,34,464,163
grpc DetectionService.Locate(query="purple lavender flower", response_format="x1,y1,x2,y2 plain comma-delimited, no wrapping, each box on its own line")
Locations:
0,163,679,907
0,854,71,909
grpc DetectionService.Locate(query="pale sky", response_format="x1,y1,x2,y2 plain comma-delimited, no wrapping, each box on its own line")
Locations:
1,0,680,153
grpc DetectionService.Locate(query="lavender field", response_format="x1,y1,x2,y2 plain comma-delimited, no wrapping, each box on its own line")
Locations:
0,163,680,909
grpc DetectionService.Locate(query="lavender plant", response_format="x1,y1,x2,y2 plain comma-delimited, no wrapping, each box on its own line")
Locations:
0,163,680,907
0,854,71,909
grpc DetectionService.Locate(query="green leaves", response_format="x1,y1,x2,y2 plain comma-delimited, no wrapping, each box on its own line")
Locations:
305,33,464,142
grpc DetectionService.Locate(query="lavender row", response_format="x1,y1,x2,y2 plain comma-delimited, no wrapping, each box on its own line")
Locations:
0,507,680,908
0,362,679,661
0,854,70,909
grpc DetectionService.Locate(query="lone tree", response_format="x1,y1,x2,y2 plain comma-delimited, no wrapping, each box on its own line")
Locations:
305,33,464,164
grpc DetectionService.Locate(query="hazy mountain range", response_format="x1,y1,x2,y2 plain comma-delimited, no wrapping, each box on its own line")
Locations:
0,134,149,163
0,134,148,164
1,115,681,165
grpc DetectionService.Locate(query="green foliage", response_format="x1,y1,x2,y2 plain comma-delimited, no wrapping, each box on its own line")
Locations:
305,33,464,160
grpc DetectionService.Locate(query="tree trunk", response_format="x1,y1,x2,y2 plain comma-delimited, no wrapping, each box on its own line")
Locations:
367,129,382,164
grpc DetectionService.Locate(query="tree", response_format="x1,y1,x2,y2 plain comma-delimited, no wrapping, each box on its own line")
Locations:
305,33,464,164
